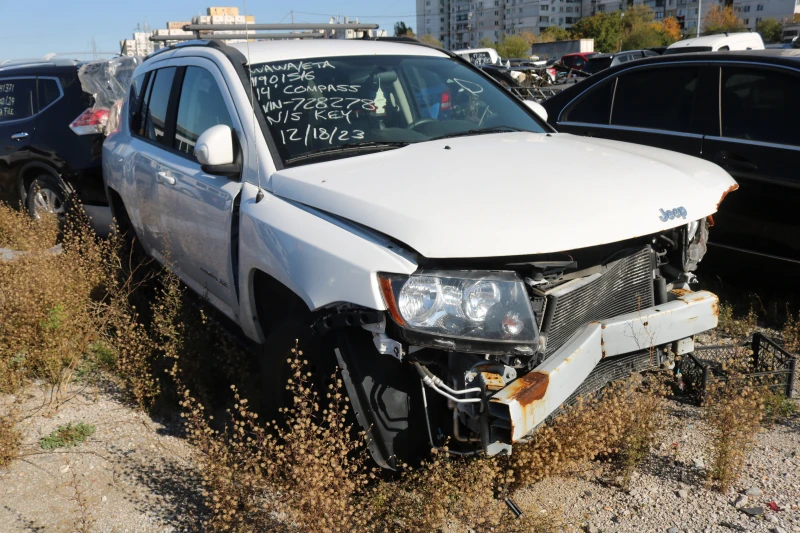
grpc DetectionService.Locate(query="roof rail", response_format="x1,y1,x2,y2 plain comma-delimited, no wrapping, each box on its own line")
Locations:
0,57,81,68
150,32,323,42
144,39,230,62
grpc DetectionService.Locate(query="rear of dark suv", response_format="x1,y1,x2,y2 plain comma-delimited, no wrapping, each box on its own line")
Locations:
0,58,108,227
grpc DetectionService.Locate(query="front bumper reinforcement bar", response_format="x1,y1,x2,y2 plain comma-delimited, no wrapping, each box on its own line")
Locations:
488,289,719,445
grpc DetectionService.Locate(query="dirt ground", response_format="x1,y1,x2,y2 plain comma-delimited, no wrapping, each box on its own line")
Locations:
1,382,200,533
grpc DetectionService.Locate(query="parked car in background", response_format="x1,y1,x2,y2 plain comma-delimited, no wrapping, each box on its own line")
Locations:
104,38,733,468
664,32,764,54
560,51,597,71
0,57,109,227
542,50,800,268
452,47,501,66
584,50,660,74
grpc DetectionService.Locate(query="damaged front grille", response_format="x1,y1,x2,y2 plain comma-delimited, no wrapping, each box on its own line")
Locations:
538,246,655,358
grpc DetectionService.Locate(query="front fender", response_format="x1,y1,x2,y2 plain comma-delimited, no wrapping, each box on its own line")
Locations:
237,182,417,342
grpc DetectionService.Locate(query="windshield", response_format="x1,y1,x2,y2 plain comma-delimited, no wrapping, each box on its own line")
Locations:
663,46,713,55
249,55,547,166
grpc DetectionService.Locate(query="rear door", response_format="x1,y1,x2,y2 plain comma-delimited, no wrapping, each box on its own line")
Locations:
131,66,178,261
153,60,242,314
0,77,38,203
554,63,711,158
701,64,800,262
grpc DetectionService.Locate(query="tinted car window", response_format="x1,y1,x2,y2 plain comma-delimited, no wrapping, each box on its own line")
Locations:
174,67,234,155
611,67,698,132
37,78,60,109
563,79,614,124
143,67,176,145
587,56,612,74
721,67,800,146
0,78,36,122
128,73,146,133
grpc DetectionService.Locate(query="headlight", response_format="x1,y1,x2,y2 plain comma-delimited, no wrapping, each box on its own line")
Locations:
379,271,537,345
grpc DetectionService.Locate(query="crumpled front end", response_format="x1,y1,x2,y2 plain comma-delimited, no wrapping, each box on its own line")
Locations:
489,288,718,445
368,216,727,458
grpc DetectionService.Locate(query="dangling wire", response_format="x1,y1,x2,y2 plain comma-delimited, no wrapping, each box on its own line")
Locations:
243,0,264,202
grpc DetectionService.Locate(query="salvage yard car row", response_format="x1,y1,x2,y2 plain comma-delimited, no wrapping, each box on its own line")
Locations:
0,36,792,468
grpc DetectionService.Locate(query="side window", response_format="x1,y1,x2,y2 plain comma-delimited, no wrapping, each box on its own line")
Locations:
721,67,799,146
37,78,61,110
562,56,573,69
563,79,614,124
611,67,699,133
0,78,36,122
173,67,233,156
573,56,586,69
142,67,176,146
128,73,146,133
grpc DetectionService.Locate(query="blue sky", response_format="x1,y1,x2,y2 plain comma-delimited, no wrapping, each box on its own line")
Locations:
0,0,417,61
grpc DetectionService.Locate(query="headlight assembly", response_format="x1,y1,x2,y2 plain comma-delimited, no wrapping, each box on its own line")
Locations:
378,271,538,351
683,218,709,272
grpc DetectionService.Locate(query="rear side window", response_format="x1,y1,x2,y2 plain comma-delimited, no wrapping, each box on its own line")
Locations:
128,73,146,133
611,67,699,133
142,67,176,146
173,67,233,156
37,78,61,110
563,79,614,124
721,67,800,147
0,78,36,122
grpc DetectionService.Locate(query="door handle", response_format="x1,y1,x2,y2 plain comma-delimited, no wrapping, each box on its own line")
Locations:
714,152,757,172
156,171,176,186
11,132,28,140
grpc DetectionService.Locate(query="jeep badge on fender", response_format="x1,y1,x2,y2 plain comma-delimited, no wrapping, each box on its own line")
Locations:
660,207,688,222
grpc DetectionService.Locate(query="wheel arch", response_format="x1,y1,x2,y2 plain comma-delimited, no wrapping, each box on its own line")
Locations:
17,162,66,205
250,268,313,341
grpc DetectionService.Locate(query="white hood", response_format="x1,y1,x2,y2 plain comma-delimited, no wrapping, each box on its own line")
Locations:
268,133,737,259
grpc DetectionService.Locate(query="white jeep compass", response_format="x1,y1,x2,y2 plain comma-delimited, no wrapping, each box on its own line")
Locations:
102,38,736,468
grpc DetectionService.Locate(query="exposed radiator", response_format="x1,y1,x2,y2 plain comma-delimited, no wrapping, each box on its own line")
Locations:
539,246,655,358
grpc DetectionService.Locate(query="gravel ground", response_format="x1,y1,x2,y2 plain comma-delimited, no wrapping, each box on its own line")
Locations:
1,336,797,533
518,399,800,533
0,383,200,533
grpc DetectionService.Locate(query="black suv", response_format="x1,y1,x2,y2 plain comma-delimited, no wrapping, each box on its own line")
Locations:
542,50,800,271
0,57,108,226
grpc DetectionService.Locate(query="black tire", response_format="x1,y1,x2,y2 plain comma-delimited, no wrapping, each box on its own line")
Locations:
26,175,70,221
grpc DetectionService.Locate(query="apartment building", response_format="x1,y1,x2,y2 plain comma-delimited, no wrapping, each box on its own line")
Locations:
418,0,799,47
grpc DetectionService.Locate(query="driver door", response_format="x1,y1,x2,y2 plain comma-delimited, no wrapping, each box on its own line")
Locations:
154,61,243,316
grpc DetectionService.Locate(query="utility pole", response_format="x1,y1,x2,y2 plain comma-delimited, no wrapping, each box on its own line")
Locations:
696,0,702,37
291,10,294,24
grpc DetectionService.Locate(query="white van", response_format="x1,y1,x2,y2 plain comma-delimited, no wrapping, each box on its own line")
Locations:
664,32,765,54
452,47,502,66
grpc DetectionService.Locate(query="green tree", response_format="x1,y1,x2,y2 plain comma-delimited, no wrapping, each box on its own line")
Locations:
496,34,534,57
538,26,571,42
620,5,663,50
702,5,745,35
394,21,415,37
572,11,623,52
479,36,496,48
756,18,783,43
418,33,443,47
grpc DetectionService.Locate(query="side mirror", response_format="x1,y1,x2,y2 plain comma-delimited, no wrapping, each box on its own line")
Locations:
523,100,548,122
194,124,240,177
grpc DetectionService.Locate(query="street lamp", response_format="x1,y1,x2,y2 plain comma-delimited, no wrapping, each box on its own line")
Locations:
696,0,702,38
618,11,625,52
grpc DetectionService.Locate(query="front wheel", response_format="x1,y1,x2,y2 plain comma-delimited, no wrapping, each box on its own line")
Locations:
256,321,428,469
26,175,69,221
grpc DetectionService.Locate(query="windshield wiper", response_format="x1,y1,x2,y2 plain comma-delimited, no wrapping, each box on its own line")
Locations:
284,141,410,164
428,126,525,141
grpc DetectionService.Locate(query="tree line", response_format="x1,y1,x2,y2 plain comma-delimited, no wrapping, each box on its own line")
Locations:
399,4,795,57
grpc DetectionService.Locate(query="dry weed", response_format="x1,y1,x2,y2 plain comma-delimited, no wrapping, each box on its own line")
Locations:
0,411,22,468
509,375,665,490
0,203,59,251
781,304,800,354
704,381,764,492
717,303,758,338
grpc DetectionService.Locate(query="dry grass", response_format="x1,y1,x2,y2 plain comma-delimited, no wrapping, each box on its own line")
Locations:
0,203,59,251
0,411,21,468
781,304,800,354
717,302,758,338
703,381,765,492
509,375,666,491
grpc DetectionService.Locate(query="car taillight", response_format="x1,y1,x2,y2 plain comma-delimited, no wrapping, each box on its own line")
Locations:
547,67,556,78
69,108,109,135
440,90,451,111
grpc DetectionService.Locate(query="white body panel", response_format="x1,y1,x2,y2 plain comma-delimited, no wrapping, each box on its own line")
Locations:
667,33,765,52
269,132,736,258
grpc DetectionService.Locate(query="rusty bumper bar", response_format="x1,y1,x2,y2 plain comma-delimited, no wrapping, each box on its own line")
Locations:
489,289,719,445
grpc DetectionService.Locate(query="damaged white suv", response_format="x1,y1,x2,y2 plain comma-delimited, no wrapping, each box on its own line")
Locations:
103,38,736,468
